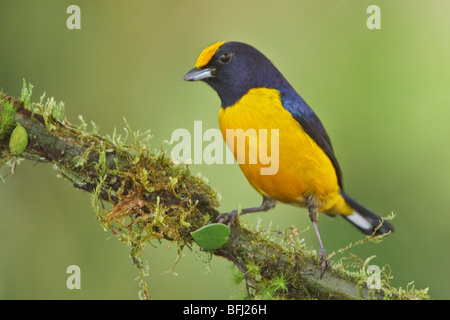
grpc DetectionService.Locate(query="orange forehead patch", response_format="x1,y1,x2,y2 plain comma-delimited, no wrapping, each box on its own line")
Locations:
195,41,225,68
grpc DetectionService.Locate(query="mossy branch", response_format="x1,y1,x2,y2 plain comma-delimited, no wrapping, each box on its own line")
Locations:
0,83,429,300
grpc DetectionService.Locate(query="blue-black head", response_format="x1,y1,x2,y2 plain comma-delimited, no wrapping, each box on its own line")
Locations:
183,41,291,107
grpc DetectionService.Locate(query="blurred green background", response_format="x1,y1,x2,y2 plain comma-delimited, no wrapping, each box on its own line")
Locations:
1,0,449,299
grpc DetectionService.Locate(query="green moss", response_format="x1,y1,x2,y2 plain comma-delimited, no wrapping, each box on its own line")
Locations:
81,119,219,298
246,261,262,280
270,272,289,294
0,96,18,139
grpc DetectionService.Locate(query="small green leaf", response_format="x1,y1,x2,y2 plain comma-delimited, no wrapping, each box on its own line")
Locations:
191,223,231,250
9,123,28,155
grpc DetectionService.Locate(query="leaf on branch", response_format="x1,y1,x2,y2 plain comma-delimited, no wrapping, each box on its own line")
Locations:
191,223,231,250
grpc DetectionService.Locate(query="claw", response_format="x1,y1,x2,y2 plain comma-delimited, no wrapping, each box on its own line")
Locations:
319,248,330,278
216,210,239,226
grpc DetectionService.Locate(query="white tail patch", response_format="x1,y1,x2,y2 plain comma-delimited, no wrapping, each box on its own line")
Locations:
346,211,372,231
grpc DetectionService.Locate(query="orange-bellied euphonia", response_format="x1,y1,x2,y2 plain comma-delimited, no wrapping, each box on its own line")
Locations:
183,41,394,269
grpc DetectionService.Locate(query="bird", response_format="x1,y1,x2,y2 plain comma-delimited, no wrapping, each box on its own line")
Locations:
183,41,394,271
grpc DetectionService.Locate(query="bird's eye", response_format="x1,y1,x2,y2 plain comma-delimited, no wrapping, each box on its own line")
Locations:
218,52,231,64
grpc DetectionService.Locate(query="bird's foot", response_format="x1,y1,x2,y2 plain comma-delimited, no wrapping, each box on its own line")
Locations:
215,209,239,226
319,248,330,278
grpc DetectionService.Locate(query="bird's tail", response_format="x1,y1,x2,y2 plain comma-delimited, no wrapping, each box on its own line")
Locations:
341,192,395,236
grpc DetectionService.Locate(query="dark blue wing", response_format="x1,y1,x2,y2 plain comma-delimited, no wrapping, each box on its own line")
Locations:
279,88,344,189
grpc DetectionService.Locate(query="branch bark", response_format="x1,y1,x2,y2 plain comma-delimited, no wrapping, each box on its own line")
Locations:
0,91,428,300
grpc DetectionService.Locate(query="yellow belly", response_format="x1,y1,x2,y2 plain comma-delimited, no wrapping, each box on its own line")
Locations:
218,88,352,215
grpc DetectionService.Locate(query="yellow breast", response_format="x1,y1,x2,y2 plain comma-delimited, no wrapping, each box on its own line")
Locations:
218,88,352,215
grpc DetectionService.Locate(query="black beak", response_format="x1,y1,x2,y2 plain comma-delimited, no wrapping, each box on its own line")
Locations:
183,67,213,81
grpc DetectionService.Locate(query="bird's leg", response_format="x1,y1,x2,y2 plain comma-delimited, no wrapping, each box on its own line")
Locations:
215,196,276,226
307,196,330,277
